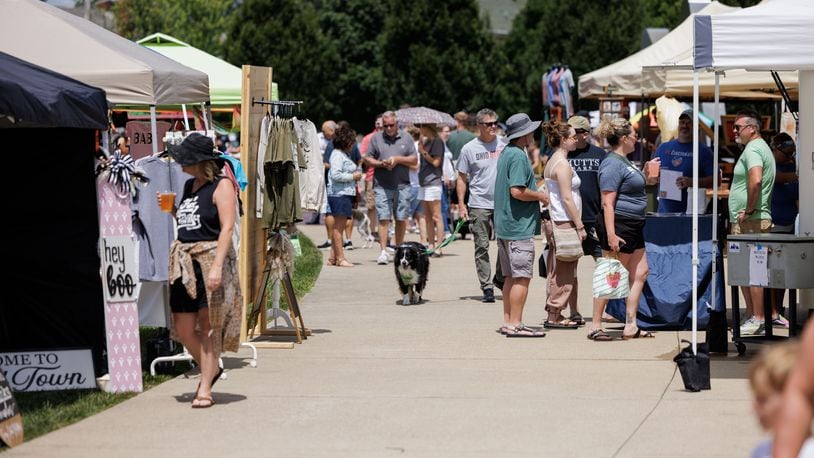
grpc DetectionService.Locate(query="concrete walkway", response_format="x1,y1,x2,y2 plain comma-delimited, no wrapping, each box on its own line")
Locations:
7,223,763,457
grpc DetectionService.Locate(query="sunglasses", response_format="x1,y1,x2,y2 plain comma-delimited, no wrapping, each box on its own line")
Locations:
574,129,588,134
733,123,753,133
382,123,396,128
479,121,498,127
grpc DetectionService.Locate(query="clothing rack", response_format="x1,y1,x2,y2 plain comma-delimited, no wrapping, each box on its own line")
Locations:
251,98,304,118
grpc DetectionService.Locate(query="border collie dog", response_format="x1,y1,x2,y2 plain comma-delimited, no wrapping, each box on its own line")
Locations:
394,242,430,305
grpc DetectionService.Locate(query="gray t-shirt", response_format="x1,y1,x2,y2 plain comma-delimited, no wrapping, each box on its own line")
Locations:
457,136,507,210
598,153,647,220
366,129,417,190
419,138,444,186
133,156,192,281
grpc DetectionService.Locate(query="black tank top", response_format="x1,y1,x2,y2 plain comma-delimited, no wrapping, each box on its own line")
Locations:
176,177,222,242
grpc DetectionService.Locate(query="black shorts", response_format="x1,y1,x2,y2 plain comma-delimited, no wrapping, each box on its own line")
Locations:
582,222,602,258
170,261,208,313
596,215,646,254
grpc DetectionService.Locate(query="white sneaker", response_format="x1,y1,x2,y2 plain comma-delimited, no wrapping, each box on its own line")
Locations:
377,250,389,265
740,316,765,336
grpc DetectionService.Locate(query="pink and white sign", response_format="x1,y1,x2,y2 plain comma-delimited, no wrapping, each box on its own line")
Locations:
97,182,143,393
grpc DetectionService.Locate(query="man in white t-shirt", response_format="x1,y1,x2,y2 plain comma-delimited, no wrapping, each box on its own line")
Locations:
456,108,507,303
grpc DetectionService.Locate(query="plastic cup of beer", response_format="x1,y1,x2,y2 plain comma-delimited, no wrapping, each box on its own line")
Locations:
158,192,176,212
647,160,660,178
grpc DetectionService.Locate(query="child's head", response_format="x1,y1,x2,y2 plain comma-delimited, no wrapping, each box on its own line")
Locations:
749,342,799,431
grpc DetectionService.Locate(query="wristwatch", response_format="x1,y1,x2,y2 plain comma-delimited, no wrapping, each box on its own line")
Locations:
744,208,756,215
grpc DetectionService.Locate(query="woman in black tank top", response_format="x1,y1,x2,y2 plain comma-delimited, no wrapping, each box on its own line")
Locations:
162,133,238,408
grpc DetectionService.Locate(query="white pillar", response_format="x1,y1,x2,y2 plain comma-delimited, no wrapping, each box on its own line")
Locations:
798,70,814,316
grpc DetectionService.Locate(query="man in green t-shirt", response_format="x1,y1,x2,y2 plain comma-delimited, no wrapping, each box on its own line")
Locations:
729,110,776,336
447,111,476,162
494,113,549,338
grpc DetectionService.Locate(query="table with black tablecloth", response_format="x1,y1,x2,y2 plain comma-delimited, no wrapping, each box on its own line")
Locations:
605,214,726,330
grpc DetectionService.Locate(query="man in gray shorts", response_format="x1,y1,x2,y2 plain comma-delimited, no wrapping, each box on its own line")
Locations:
494,113,549,337
364,110,418,265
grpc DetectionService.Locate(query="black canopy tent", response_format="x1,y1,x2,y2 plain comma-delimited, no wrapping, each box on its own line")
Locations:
0,52,108,376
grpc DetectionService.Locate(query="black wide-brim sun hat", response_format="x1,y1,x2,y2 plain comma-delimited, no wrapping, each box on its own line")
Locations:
169,133,224,167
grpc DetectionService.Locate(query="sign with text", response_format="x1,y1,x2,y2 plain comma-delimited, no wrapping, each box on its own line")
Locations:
0,372,23,447
125,121,170,161
0,349,96,392
100,236,138,303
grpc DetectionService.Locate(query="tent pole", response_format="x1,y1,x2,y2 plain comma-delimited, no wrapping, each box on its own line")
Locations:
692,71,700,355
711,72,721,321
150,105,159,156
181,104,190,131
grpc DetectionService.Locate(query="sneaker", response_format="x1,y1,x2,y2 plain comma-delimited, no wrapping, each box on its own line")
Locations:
740,316,766,336
386,243,397,253
772,314,790,328
343,240,353,250
377,250,389,265
482,288,495,303
317,240,332,249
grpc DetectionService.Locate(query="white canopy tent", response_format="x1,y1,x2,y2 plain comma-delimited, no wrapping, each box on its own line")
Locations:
579,1,797,100
0,0,210,106
0,0,211,153
686,0,814,353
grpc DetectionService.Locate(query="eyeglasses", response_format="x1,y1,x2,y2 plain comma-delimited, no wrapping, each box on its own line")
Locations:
733,123,753,133
382,123,396,128
479,121,498,127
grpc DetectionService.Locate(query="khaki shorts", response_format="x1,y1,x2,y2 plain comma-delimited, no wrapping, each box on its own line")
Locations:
497,238,535,279
364,180,375,209
731,219,771,235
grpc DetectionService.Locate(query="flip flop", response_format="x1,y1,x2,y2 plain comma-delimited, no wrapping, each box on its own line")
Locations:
622,328,655,340
568,313,586,326
334,259,354,267
544,318,580,329
506,324,546,338
587,329,613,341
191,396,215,408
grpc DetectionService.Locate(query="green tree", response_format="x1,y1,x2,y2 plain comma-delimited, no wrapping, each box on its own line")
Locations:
498,0,645,117
314,0,389,129
377,0,501,117
224,0,340,120
641,0,687,30
114,0,233,58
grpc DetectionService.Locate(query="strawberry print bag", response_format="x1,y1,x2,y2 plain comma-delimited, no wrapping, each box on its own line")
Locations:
592,257,630,299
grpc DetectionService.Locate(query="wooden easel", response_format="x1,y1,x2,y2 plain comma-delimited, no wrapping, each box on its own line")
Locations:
246,237,309,344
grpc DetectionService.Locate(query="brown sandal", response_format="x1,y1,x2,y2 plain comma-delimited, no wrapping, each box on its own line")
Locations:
191,395,215,408
587,329,613,341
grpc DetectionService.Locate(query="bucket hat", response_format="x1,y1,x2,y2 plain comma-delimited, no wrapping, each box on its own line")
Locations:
169,133,223,166
505,113,541,141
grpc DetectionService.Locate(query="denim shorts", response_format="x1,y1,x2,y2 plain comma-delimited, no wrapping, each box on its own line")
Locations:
409,186,423,215
328,194,354,218
374,185,412,221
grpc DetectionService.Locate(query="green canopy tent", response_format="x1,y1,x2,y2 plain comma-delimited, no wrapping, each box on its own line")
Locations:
138,33,278,106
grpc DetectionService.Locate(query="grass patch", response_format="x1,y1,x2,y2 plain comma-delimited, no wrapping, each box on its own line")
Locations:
10,374,172,444
264,232,323,311
3,233,323,449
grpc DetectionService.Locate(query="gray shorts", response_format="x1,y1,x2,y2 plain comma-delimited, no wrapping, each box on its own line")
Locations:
497,238,535,279
374,185,412,221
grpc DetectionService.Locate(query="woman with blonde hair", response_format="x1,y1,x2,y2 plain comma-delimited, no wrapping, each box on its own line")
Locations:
417,124,446,256
541,120,584,328
163,133,242,408
590,117,658,340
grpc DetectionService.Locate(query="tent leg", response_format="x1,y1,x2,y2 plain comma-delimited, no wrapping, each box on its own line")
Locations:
150,105,158,156
691,71,700,355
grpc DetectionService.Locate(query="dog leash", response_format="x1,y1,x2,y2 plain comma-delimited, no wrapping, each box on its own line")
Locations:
423,218,466,255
